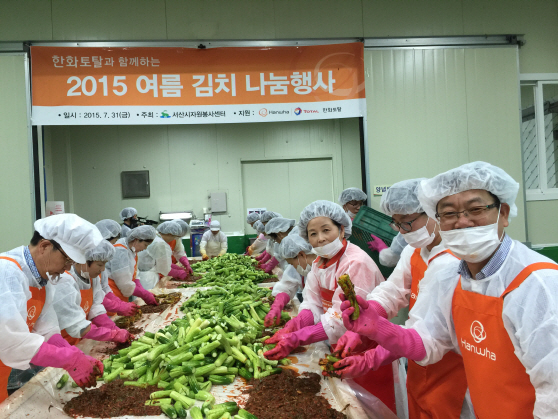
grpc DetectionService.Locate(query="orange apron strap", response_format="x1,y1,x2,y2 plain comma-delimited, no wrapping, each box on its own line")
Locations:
113,244,127,249
428,249,458,264
108,278,129,302
501,262,558,298
0,256,22,270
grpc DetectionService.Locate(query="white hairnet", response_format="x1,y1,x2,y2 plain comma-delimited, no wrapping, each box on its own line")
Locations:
280,234,313,259
380,178,427,216
85,239,115,262
298,200,352,241
210,220,221,231
127,225,156,243
254,220,265,234
120,207,137,221
173,219,189,236
261,211,282,223
157,221,182,236
95,219,121,240
265,218,296,235
138,237,171,274
417,161,520,220
34,214,103,264
338,188,367,206
247,213,260,224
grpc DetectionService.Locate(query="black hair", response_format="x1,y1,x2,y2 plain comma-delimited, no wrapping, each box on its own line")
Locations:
108,235,119,242
30,231,61,249
488,192,501,207
331,219,342,229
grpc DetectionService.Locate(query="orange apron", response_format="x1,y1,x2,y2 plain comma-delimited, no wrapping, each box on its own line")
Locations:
61,271,94,345
318,242,396,414
407,248,468,419
0,257,46,403
452,262,557,419
108,244,137,303
169,240,177,264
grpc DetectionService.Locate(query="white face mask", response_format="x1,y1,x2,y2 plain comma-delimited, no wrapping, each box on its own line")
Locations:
346,210,357,220
403,218,436,249
80,269,90,280
312,237,344,259
439,211,502,263
130,246,136,253
296,255,312,276
47,272,61,284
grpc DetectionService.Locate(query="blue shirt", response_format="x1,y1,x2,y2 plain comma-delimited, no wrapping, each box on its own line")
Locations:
458,234,513,280
23,246,48,287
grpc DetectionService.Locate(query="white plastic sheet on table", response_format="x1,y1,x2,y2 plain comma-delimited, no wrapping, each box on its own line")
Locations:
0,287,398,419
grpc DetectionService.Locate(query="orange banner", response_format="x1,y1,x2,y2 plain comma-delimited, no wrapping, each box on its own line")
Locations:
31,43,365,125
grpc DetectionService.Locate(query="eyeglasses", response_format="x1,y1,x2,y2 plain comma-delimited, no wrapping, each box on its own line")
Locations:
346,201,362,207
435,203,499,225
389,214,425,232
50,241,75,265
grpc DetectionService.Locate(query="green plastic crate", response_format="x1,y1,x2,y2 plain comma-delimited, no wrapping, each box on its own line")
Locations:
350,206,398,279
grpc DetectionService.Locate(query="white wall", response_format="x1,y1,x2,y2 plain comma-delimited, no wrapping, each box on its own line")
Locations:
0,54,33,252
44,119,362,234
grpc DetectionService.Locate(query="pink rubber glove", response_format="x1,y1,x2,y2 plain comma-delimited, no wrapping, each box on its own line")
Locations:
169,266,188,280
179,256,193,274
266,309,315,343
332,346,399,379
47,333,72,348
342,296,426,361
263,257,279,274
31,335,103,388
264,293,290,327
334,331,377,358
82,324,131,343
132,279,159,306
259,252,272,265
264,323,328,360
91,313,118,330
255,251,267,262
340,294,388,319
102,292,139,316
367,234,389,253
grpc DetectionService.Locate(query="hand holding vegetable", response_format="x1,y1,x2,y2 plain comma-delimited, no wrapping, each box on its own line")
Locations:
265,323,328,360
264,293,290,327
265,309,315,343
334,330,376,358
91,313,119,330
179,256,193,275
338,274,359,320
202,255,209,261
133,279,159,305
341,295,380,336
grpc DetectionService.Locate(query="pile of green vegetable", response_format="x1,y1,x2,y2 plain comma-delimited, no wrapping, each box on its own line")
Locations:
95,280,289,419
182,254,277,288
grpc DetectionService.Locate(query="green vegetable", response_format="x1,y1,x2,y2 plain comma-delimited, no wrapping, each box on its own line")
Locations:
104,367,124,383
56,373,69,389
174,401,187,419
169,391,195,409
190,406,204,419
150,390,173,400
238,409,259,419
209,375,234,385
194,390,215,403
160,403,178,419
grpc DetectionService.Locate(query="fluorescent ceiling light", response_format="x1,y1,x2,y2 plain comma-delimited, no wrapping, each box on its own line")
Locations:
159,212,193,221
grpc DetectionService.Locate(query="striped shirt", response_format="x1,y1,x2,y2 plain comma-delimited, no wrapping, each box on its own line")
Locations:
458,234,513,280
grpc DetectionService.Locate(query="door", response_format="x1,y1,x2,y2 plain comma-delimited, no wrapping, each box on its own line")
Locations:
241,158,335,230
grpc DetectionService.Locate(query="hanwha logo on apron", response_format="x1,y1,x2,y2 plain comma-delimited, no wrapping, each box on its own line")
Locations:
27,305,37,320
470,320,487,343
83,301,90,313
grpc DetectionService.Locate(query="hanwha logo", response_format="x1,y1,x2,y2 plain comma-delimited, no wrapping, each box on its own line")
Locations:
470,320,487,343
83,301,90,313
259,108,268,117
294,107,302,115
27,306,37,320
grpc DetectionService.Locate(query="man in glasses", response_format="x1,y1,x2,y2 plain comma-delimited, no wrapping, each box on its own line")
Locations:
341,161,558,418
0,214,105,403
334,178,470,419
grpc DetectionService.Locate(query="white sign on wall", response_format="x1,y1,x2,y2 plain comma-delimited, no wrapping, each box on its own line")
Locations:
46,201,65,216
373,185,391,196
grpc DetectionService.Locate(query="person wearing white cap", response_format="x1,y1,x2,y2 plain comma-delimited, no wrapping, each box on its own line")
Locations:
265,201,396,414
137,221,185,289
341,161,558,419
335,179,471,419
105,225,158,306
264,234,316,327
119,207,138,239
339,187,367,221
250,220,269,258
245,213,265,256
262,218,296,275
258,212,283,270
199,221,227,260
0,214,104,402
169,219,193,275
93,220,139,317
52,240,131,346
